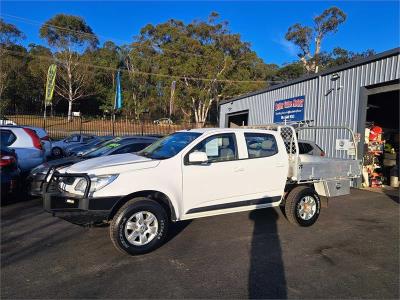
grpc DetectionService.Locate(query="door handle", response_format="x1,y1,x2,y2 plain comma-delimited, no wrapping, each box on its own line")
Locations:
276,163,285,167
234,167,245,172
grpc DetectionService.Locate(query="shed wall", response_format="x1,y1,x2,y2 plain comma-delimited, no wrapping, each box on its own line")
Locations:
220,54,400,158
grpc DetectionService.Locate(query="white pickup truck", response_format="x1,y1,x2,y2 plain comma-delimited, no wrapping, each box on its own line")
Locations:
43,125,361,255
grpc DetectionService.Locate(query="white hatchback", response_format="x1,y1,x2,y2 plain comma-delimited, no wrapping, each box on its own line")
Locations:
26,126,52,157
1,126,46,172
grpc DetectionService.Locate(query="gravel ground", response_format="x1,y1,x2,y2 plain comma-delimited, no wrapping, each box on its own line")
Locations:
1,188,399,299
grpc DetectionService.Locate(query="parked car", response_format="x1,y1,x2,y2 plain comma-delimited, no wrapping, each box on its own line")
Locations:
0,147,20,199
153,118,173,125
26,126,52,157
0,126,45,173
65,135,113,156
28,136,158,196
0,117,17,126
298,140,325,156
51,134,98,157
43,126,361,255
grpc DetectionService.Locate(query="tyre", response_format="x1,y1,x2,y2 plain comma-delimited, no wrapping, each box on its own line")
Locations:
284,186,321,227
51,147,62,158
110,197,169,255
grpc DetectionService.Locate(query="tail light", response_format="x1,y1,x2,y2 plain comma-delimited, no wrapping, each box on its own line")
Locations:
320,151,325,157
0,155,16,167
23,128,43,150
41,135,50,141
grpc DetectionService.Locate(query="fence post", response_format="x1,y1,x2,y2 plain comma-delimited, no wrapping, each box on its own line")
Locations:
112,112,115,137
79,116,82,135
141,119,144,136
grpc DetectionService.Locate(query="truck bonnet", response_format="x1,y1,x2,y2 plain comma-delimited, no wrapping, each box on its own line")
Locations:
64,153,159,173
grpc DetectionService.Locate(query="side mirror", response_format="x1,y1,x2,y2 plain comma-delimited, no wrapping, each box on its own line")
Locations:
188,151,208,164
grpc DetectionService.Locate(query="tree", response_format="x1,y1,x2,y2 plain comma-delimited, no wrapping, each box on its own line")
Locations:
27,44,54,111
0,19,25,107
135,13,270,126
319,47,375,69
89,41,122,114
275,62,305,82
123,41,159,120
40,14,99,120
285,7,347,73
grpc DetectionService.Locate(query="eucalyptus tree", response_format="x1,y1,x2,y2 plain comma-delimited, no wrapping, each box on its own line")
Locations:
135,13,270,126
0,19,25,108
285,7,347,73
122,41,159,120
89,41,122,114
40,14,99,120
26,44,55,110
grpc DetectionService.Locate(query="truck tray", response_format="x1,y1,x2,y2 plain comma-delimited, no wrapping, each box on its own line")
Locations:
297,155,361,182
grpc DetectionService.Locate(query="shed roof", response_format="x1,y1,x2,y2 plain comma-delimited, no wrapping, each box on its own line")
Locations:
220,47,400,105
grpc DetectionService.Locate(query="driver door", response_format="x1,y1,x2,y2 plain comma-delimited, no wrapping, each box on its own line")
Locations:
182,133,247,215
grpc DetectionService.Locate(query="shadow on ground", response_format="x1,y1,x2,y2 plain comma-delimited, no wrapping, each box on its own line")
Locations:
249,208,286,298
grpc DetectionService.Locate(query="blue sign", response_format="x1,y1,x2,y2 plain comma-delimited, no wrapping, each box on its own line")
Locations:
273,96,305,123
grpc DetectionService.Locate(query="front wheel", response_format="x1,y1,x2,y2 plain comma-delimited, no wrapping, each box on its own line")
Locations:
110,198,169,255
284,186,321,227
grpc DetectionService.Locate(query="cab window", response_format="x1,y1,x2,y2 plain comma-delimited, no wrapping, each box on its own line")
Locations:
245,133,278,158
188,133,237,163
65,135,80,143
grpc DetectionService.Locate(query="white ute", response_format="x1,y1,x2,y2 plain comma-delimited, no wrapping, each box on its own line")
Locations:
43,125,361,255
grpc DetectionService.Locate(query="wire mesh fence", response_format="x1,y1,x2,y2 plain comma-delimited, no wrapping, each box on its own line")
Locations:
3,113,213,140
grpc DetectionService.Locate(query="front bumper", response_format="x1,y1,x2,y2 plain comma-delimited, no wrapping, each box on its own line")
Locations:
43,172,121,226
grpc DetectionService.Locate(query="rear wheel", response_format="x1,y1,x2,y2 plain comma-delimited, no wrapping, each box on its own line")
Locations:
110,197,169,255
284,186,321,227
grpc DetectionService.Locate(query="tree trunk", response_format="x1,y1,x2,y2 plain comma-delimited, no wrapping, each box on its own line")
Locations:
67,100,73,121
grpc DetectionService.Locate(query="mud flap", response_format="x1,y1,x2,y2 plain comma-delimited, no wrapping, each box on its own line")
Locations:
320,196,329,208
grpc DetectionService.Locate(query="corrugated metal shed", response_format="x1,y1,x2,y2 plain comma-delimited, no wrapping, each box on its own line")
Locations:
219,48,400,158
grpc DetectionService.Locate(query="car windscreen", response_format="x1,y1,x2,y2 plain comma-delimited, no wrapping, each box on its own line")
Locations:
137,132,202,160
82,138,125,158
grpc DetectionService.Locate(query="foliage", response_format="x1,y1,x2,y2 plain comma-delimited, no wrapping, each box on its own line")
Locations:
40,14,99,120
130,13,274,125
39,14,98,51
319,47,375,69
1,10,376,124
285,6,347,73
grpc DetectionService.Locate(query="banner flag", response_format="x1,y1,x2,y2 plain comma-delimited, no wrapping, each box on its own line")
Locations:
114,70,123,110
45,64,57,105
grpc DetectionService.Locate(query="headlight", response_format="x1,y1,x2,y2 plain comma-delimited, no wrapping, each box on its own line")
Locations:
74,174,118,194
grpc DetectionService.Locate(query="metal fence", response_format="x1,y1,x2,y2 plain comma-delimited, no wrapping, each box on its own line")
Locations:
4,113,213,139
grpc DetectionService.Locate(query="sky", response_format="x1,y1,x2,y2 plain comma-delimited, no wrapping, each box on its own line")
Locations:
1,1,399,65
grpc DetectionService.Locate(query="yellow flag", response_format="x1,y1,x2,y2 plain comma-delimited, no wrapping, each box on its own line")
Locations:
45,64,57,105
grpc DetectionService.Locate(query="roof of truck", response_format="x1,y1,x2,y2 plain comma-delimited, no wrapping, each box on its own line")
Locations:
181,127,276,134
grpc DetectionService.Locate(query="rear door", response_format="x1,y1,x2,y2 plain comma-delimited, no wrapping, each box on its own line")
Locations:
241,132,288,201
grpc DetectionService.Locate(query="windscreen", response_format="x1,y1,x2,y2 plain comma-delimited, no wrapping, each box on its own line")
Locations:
138,132,201,160
83,137,123,158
